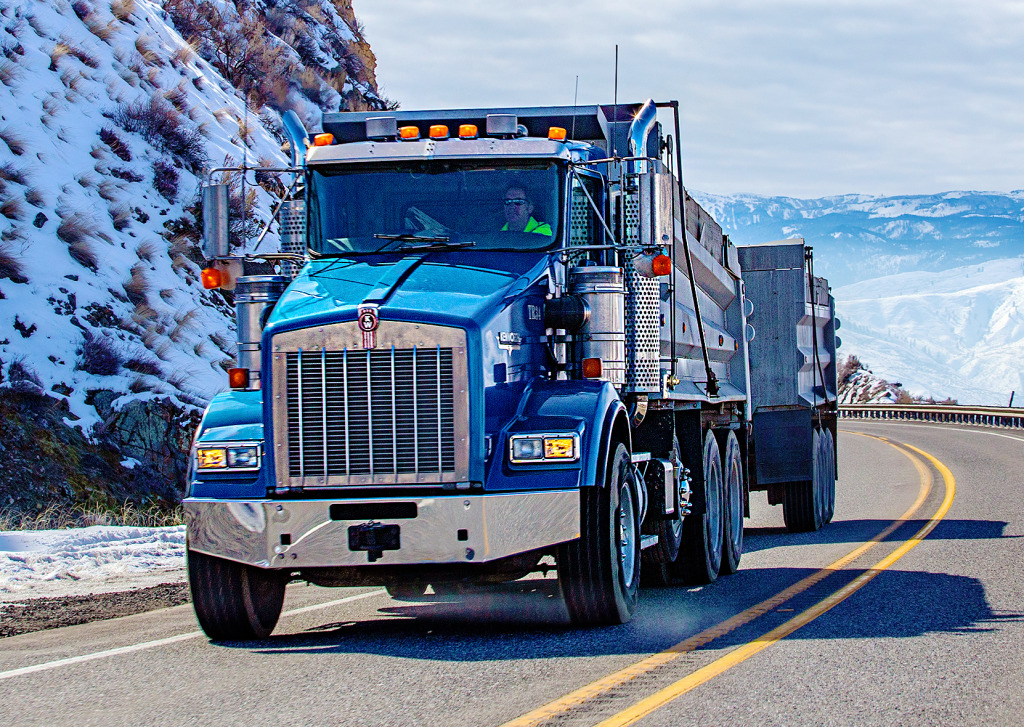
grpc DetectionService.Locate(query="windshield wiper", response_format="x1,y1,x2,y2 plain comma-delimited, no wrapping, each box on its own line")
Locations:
399,240,476,252
373,233,451,243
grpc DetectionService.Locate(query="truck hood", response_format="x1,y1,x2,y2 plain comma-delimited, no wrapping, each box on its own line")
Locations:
267,252,548,327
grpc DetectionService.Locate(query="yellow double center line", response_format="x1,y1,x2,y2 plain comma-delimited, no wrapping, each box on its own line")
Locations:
504,435,955,727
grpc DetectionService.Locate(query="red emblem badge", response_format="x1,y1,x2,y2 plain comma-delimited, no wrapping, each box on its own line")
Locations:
358,305,379,349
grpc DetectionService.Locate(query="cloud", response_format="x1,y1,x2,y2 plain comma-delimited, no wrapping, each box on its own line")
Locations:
356,0,1024,197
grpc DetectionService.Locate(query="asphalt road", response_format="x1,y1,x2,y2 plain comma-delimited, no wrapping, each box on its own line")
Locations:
1,421,1021,726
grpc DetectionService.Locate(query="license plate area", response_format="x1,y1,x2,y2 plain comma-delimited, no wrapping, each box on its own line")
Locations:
347,522,400,562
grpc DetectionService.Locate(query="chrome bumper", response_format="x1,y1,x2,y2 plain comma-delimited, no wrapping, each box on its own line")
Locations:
184,490,580,569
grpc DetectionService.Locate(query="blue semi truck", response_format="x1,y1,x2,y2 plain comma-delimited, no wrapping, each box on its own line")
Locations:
185,100,838,639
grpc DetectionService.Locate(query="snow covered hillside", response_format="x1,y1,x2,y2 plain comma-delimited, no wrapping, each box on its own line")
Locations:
835,259,1024,406
0,0,384,445
693,190,1024,288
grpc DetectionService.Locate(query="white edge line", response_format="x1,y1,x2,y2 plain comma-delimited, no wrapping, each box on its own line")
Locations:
0,589,386,682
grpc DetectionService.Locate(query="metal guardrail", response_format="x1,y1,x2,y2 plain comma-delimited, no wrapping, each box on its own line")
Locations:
840,403,1024,429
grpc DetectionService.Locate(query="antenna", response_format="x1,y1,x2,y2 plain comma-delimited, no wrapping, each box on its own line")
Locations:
612,45,619,156
571,75,579,141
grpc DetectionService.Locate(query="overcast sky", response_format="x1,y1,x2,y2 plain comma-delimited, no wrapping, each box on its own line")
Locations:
356,0,1024,198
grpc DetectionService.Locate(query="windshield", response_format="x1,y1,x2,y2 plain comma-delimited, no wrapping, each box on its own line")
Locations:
307,160,562,254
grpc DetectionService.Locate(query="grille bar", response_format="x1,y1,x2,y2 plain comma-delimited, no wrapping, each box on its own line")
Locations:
285,347,456,480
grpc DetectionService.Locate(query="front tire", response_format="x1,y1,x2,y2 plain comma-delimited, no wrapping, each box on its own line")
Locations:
188,549,286,641
558,443,641,625
676,430,724,584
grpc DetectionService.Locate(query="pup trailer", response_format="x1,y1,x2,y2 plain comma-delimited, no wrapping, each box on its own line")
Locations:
185,99,838,639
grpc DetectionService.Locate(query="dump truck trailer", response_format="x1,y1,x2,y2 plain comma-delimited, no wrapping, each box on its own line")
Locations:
184,99,838,639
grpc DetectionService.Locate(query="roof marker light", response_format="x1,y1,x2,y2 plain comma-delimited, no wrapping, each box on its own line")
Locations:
429,125,449,140
313,133,334,146
548,126,567,141
399,126,420,140
459,124,478,139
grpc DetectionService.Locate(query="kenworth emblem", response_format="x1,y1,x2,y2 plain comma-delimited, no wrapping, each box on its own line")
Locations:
358,305,379,349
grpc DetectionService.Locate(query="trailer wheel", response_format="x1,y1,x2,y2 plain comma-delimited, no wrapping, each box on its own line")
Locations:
188,549,286,641
824,428,836,524
640,431,685,586
676,430,724,584
558,442,641,625
718,430,744,575
783,428,825,533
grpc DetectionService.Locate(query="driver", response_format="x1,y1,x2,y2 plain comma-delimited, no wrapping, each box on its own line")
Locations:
501,186,552,235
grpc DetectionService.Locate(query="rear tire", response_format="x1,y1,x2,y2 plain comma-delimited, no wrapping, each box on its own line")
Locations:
718,430,744,575
676,431,724,584
188,549,286,641
558,443,641,625
783,428,825,533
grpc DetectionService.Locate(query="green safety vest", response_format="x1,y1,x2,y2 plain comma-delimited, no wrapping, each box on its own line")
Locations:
502,217,552,235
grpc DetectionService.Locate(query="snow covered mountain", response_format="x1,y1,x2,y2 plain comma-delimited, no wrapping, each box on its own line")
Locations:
691,190,1024,288
0,0,386,510
833,259,1024,406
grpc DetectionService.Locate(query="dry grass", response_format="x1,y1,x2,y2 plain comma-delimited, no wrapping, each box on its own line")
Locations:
128,375,148,393
132,303,158,325
0,163,28,185
42,92,64,119
0,127,27,156
49,41,71,69
168,306,199,342
159,288,175,303
210,331,235,356
85,13,119,43
98,179,120,203
24,186,44,208
59,66,86,93
0,502,184,530
162,81,188,112
75,171,99,190
123,262,149,306
56,213,97,245
144,65,160,87
108,201,131,231
110,0,136,23
90,143,107,161
154,339,173,360
193,340,208,357
117,62,139,87
0,196,24,220
171,44,195,66
68,236,99,270
0,59,20,86
0,241,26,282
136,239,159,262
134,33,161,66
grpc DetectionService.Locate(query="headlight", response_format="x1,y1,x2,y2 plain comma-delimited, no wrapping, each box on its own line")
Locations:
509,433,579,464
194,442,262,472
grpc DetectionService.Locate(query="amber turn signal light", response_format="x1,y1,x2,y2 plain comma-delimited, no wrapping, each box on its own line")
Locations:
313,133,334,146
429,125,449,139
398,126,420,140
459,124,478,139
652,254,672,276
582,357,603,379
548,126,567,141
227,367,250,389
201,267,223,289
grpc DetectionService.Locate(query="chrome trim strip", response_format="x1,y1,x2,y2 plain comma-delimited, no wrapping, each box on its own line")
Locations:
343,347,351,475
390,346,397,470
184,489,581,568
413,345,419,472
435,345,442,474
366,350,374,476
321,347,327,478
297,348,304,478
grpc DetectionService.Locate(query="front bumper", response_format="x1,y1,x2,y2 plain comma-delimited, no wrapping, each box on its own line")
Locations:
184,489,580,569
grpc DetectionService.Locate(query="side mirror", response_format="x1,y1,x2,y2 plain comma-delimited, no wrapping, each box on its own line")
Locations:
201,183,230,259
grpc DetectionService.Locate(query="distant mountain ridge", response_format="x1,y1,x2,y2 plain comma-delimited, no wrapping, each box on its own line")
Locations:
690,190,1024,288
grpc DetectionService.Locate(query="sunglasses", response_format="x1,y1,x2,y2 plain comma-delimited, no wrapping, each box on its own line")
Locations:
504,198,528,207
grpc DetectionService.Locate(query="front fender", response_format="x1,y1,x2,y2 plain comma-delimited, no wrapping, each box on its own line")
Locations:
189,390,269,499
486,379,627,492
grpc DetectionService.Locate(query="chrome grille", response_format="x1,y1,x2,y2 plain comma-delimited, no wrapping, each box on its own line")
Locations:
285,347,455,478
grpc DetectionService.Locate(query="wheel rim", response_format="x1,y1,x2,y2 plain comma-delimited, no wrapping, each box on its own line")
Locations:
618,480,637,586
